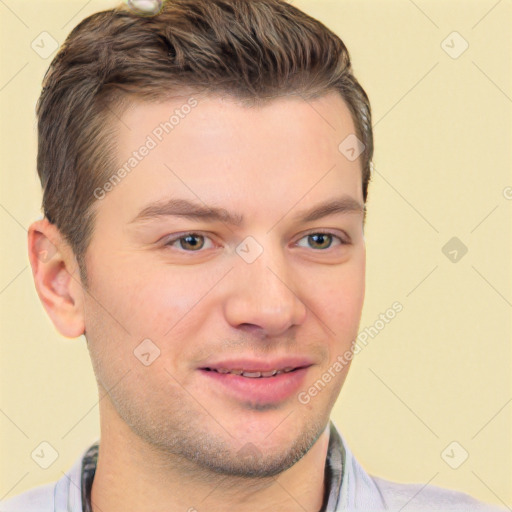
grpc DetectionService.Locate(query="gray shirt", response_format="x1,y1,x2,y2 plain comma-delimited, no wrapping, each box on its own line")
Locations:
1,421,505,511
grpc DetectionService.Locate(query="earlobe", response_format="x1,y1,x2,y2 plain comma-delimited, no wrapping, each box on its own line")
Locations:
28,219,85,338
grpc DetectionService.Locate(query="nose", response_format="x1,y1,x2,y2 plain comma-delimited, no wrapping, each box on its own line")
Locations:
223,245,307,337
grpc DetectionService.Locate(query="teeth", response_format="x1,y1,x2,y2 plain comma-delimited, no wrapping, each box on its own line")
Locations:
211,368,294,377
242,371,261,378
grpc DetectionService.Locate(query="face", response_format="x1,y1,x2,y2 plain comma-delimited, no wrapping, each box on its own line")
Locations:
82,91,366,477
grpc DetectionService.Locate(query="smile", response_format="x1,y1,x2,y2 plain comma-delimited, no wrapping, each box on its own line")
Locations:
202,367,296,378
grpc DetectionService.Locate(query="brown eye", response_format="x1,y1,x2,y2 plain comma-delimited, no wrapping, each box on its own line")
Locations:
179,234,204,251
164,233,214,252
296,232,347,250
308,233,332,250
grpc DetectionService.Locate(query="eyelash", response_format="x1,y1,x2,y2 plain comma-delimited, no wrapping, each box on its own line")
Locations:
163,230,350,252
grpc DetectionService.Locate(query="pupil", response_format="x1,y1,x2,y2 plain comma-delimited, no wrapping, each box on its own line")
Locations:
310,234,331,249
182,235,203,250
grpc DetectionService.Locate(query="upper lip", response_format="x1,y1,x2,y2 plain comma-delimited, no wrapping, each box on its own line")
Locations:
199,357,314,372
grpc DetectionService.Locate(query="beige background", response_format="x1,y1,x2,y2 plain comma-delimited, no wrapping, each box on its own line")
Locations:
0,0,510,507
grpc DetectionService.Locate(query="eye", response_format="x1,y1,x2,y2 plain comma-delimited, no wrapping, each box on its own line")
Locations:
162,230,349,253
164,232,215,252
296,231,348,250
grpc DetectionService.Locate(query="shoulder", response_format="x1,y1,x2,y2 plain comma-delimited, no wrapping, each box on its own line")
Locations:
0,481,56,512
330,422,506,512
0,442,96,512
370,475,507,511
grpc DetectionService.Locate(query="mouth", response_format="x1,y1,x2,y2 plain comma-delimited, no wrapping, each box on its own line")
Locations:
197,359,313,404
201,366,303,378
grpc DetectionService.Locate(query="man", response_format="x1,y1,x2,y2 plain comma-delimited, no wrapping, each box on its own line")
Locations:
1,0,506,511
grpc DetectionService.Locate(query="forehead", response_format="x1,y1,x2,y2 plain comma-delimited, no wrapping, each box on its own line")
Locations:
117,90,358,162
93,91,363,227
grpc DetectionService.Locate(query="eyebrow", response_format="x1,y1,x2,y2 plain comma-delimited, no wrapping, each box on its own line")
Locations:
129,195,365,226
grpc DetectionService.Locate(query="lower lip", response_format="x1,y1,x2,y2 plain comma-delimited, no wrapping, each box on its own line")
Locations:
198,367,310,404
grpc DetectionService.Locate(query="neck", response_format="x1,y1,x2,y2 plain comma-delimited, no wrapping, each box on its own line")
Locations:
90,402,331,512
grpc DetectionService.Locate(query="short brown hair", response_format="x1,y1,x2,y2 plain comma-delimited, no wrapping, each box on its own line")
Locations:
37,0,373,287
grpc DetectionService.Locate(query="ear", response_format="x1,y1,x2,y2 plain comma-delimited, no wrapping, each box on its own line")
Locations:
28,218,85,338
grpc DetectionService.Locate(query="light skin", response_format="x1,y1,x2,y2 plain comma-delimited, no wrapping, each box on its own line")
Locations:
28,90,366,512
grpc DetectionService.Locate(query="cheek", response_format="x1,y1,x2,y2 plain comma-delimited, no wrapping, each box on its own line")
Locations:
314,258,365,328
88,258,212,340
305,259,365,371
